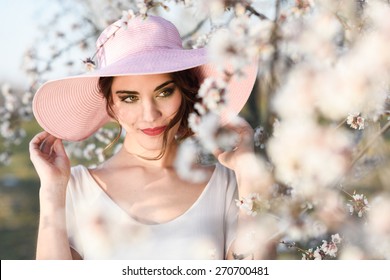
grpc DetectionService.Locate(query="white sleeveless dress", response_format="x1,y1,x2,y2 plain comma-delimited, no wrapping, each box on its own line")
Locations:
65,163,238,259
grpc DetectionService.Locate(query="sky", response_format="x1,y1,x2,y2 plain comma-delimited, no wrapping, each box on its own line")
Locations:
0,0,55,87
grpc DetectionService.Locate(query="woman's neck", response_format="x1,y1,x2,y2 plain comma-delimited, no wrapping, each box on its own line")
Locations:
118,139,179,169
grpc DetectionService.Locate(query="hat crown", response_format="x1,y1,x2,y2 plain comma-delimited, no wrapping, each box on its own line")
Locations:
96,16,183,68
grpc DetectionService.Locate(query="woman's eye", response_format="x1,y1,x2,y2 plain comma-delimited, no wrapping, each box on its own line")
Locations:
158,87,174,98
121,95,139,103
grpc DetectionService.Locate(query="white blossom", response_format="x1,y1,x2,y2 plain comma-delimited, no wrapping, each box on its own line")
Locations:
190,112,221,152
119,9,136,29
321,233,342,258
197,0,225,17
267,120,352,195
331,233,342,244
272,64,319,120
321,240,337,257
136,1,147,15
347,113,365,130
347,193,369,218
197,77,228,113
302,248,323,260
301,233,341,260
174,138,209,183
290,0,315,17
313,248,323,260
208,14,272,73
235,192,270,216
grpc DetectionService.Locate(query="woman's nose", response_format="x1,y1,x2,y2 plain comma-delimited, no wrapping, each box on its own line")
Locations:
141,100,162,122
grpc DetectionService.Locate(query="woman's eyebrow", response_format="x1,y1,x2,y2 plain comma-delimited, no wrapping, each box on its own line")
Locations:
154,80,174,91
115,80,175,95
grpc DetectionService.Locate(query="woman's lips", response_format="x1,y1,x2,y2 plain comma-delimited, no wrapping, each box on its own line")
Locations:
141,126,167,136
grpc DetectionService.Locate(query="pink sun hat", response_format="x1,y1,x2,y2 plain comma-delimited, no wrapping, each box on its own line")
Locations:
32,15,258,141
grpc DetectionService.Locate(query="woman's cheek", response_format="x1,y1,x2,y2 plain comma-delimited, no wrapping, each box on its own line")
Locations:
115,109,136,128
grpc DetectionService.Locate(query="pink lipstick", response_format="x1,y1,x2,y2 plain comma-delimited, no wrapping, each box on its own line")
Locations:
141,126,167,136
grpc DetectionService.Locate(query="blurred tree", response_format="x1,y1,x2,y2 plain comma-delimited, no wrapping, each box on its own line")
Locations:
1,0,390,259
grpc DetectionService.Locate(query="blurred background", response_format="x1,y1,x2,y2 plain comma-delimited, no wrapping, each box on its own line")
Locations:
1,0,389,260
0,0,53,259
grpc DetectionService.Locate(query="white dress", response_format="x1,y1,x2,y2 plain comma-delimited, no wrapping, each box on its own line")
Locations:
65,163,238,259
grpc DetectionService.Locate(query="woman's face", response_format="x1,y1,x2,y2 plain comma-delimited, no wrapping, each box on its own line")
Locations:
111,73,182,153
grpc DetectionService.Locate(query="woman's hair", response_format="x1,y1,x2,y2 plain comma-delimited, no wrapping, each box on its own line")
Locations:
98,68,201,159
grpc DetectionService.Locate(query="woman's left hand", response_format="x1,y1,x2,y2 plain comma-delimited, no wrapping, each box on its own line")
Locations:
214,117,255,171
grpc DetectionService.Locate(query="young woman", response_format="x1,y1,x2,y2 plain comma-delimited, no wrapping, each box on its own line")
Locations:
29,15,260,259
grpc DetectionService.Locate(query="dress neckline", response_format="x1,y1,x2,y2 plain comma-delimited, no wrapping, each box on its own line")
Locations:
78,164,218,226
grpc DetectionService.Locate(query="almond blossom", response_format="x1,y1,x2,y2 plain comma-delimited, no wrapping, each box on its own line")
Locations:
174,138,210,183
300,233,342,260
119,9,136,29
321,233,342,257
208,14,273,74
196,77,228,114
347,113,365,130
235,193,270,216
347,192,370,218
267,120,352,196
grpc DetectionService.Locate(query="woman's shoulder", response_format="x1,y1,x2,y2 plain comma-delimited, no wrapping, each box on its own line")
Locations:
70,164,89,179
197,162,237,199
68,165,95,192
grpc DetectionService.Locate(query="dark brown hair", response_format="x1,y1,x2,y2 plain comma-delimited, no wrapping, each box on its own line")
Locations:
98,68,201,159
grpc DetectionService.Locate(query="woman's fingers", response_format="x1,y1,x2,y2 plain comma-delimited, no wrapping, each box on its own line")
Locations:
214,117,255,170
29,131,60,162
53,139,66,156
40,134,57,155
29,131,71,188
224,121,254,151
29,131,49,150
30,131,49,158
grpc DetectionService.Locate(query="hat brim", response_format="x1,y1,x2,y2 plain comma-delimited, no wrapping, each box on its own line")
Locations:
33,48,258,141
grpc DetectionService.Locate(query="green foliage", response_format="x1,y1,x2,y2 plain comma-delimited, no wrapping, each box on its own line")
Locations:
0,121,41,259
